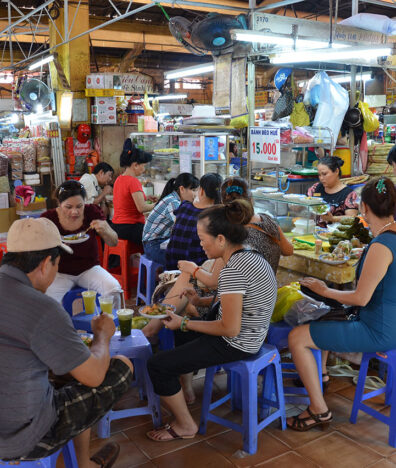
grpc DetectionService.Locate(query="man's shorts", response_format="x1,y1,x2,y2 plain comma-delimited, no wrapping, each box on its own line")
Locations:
19,358,133,460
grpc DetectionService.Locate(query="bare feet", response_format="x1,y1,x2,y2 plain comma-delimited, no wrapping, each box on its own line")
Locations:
147,421,198,441
180,373,196,405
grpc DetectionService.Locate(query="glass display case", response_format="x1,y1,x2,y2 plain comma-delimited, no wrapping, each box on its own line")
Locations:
252,189,327,235
130,132,230,183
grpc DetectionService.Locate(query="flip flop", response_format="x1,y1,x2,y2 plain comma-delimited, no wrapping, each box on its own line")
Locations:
146,425,196,442
327,364,359,378
90,442,120,468
352,375,386,391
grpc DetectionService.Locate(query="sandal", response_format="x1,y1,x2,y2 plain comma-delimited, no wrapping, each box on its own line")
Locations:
90,442,120,468
327,364,359,378
146,425,196,442
293,374,330,392
287,407,333,432
352,375,385,391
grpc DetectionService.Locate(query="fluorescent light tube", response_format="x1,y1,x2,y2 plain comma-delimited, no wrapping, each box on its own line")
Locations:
148,94,187,101
271,46,392,64
165,63,214,80
331,73,372,83
233,30,347,49
28,55,54,70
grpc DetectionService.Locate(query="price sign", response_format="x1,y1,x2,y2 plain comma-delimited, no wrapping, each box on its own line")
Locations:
249,127,280,164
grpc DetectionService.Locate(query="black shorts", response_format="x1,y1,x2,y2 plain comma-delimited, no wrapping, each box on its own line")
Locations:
19,358,133,461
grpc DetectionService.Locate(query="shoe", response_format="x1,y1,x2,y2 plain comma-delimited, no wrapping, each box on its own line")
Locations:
287,407,333,432
293,374,330,392
90,442,120,468
146,425,196,442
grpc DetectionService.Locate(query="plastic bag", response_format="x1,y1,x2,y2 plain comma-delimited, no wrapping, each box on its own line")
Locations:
290,102,310,128
271,282,303,323
340,13,396,36
303,72,349,150
230,114,248,129
284,295,330,327
358,101,379,133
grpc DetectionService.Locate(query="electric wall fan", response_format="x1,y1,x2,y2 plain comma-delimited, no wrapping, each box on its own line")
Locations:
169,13,248,56
19,79,51,111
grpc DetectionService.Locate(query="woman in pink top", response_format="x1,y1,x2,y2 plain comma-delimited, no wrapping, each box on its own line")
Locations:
112,139,156,244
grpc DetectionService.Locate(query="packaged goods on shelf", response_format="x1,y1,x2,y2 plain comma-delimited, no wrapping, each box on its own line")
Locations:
366,143,394,175
0,153,8,177
0,176,9,193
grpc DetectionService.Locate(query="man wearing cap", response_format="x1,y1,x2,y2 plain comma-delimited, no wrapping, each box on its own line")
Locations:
0,218,133,468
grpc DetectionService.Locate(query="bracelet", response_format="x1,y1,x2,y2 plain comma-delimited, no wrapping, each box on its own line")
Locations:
192,266,200,279
180,316,190,332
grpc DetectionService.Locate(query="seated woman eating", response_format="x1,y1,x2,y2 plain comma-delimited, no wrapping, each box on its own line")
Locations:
41,180,123,307
288,177,396,431
307,156,358,227
165,172,223,270
142,173,199,267
146,199,277,441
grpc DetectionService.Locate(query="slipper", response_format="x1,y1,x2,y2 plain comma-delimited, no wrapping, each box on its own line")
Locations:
352,375,386,391
146,425,196,442
90,442,120,468
327,364,359,378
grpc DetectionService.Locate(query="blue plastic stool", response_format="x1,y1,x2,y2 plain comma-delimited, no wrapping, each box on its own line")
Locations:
351,350,396,447
136,255,162,305
62,286,119,332
0,440,78,468
199,344,286,455
97,329,162,437
158,327,175,350
266,321,323,404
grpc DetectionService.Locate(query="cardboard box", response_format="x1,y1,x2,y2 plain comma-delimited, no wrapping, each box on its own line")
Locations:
91,113,117,124
93,97,116,112
0,207,18,233
16,200,47,212
86,74,122,90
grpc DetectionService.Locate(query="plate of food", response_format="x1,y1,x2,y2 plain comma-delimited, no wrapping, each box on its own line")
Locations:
314,228,332,241
311,203,330,215
139,303,176,320
319,253,350,265
62,233,90,244
79,332,93,347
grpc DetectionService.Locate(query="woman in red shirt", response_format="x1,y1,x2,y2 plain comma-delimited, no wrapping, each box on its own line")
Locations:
41,180,123,307
112,139,156,244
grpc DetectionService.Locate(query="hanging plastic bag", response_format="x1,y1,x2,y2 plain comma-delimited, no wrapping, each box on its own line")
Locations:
290,102,310,128
284,296,330,327
230,114,248,129
271,282,303,323
358,101,379,133
304,72,349,150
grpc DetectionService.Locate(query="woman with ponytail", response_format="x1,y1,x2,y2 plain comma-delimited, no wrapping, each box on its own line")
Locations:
146,199,277,442
112,138,156,244
165,172,222,270
142,173,199,266
307,156,358,226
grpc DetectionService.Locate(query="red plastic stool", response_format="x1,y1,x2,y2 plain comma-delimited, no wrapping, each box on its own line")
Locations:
103,239,143,299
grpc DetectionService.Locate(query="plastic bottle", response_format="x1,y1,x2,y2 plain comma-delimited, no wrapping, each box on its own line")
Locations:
385,125,392,143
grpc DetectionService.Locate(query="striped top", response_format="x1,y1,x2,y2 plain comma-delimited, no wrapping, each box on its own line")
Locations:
165,201,207,270
142,191,181,243
218,249,277,354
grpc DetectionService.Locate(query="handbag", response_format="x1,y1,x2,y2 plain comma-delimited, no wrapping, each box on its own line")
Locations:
272,89,294,121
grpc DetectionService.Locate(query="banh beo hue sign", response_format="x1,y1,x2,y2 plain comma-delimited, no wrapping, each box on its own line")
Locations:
249,127,280,164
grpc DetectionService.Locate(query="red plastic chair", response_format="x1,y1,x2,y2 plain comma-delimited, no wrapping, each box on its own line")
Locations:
103,239,143,300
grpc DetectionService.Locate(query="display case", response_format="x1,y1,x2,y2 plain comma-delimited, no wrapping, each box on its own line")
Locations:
130,132,230,191
252,190,328,235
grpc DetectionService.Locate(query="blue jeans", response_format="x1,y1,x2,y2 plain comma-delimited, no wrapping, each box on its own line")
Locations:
143,238,167,266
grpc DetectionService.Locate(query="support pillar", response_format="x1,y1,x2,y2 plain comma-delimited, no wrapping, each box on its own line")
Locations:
49,3,90,127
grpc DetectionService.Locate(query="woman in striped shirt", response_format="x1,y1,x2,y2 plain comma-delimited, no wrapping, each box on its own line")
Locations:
146,199,277,442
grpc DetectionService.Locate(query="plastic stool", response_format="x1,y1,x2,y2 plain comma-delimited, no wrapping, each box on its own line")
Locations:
0,440,78,468
103,240,143,300
267,321,323,404
136,255,162,305
199,344,286,454
62,286,119,332
97,330,162,437
351,350,396,447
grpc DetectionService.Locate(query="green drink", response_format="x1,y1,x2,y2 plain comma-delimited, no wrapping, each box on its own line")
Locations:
116,309,134,336
82,290,97,314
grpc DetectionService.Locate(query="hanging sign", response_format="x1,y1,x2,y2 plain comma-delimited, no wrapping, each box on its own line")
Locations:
249,127,280,164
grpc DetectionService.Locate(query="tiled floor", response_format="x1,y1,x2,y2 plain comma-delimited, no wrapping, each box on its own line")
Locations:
82,371,395,468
